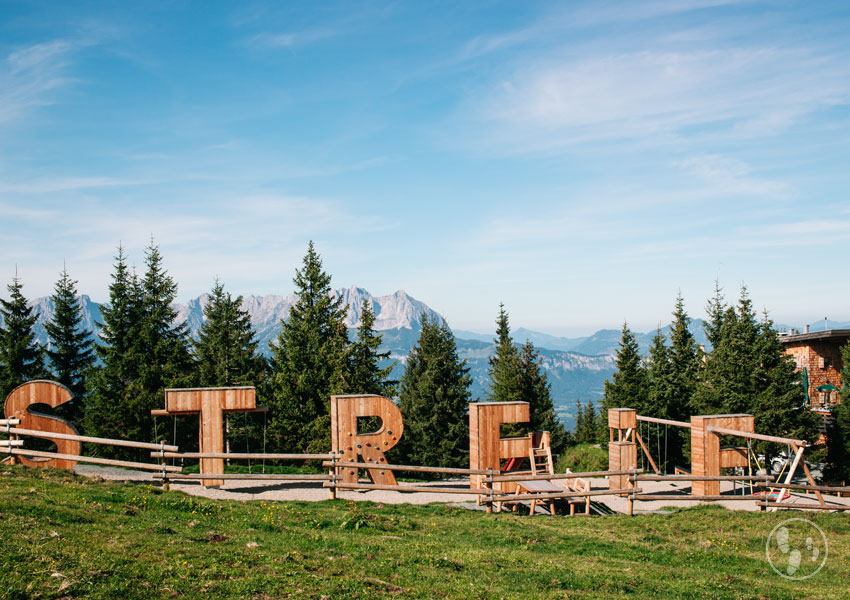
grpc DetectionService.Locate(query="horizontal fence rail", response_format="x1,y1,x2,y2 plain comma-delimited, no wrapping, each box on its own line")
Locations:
495,469,642,483
705,425,807,447
8,427,178,452
10,448,181,472
157,473,331,481
153,452,332,461
324,482,490,495
491,488,642,503
322,460,491,476
0,418,21,426
631,474,770,482
636,415,691,428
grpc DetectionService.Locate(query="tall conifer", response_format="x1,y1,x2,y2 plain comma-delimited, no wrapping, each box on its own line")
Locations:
195,279,266,388
397,314,471,468
0,274,45,398
268,242,349,453
45,267,94,415
603,323,648,414
487,304,521,403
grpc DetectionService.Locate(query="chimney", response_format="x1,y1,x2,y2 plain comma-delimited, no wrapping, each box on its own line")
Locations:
804,324,810,334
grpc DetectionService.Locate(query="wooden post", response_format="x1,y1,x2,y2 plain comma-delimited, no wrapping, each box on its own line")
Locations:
691,414,754,496
152,387,258,488
4,381,80,470
330,394,404,486
607,409,637,490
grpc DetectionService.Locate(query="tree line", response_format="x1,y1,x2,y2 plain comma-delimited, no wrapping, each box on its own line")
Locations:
0,240,565,465
600,286,823,472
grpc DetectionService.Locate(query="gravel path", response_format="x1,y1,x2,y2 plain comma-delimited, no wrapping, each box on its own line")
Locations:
75,465,850,514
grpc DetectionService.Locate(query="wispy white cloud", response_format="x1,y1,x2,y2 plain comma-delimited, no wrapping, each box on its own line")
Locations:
462,45,850,154
676,155,788,197
0,39,79,125
246,29,335,49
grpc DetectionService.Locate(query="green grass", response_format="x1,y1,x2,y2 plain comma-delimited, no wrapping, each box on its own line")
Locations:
555,443,608,473
1,465,848,599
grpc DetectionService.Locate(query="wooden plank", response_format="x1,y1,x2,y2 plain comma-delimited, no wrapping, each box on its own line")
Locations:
634,430,660,475
766,482,850,494
756,502,850,511
633,474,767,482
156,452,332,460
495,469,641,482
635,494,763,501
158,473,331,481
636,415,691,428
0,418,21,426
11,449,181,472
492,488,642,502
0,440,24,447
325,482,490,495
706,425,807,447
9,427,178,452
326,460,488,475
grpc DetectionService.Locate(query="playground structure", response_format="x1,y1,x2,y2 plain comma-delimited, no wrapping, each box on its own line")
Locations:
607,407,833,512
3,379,850,514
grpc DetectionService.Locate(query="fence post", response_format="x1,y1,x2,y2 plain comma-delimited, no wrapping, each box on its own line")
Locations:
329,453,337,500
486,468,494,514
159,441,170,490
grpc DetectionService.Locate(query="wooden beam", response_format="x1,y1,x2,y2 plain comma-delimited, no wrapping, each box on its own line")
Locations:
9,427,178,452
706,425,807,447
324,460,491,476
11,449,181,472
155,452,331,460
634,430,660,475
636,415,691,428
633,474,767,482
324,482,490,495
493,468,641,482
491,488,641,503
158,473,330,481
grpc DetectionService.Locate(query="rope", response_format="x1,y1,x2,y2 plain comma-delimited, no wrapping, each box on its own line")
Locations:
664,424,668,475
172,416,177,467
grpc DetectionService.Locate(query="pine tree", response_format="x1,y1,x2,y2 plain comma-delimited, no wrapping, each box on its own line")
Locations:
486,304,521,403
602,323,648,415
84,245,142,443
750,311,820,453
195,278,267,388
45,267,94,416
704,280,726,350
397,314,471,469
517,339,568,454
85,242,195,457
0,274,45,398
694,287,819,462
268,242,350,453
346,299,396,398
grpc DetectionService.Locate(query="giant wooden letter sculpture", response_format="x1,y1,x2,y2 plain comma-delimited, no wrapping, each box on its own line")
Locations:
607,408,637,490
690,414,753,496
330,394,403,485
4,380,80,469
469,401,533,491
151,386,260,487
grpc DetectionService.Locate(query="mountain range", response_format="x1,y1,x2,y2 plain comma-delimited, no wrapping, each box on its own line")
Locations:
23,287,842,429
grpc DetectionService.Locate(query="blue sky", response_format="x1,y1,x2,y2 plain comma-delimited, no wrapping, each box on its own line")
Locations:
2,1,849,336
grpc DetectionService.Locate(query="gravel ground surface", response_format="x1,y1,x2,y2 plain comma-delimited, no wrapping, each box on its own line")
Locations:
74,465,850,515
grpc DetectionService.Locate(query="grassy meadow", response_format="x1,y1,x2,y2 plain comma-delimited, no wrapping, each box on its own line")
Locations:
0,465,847,599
